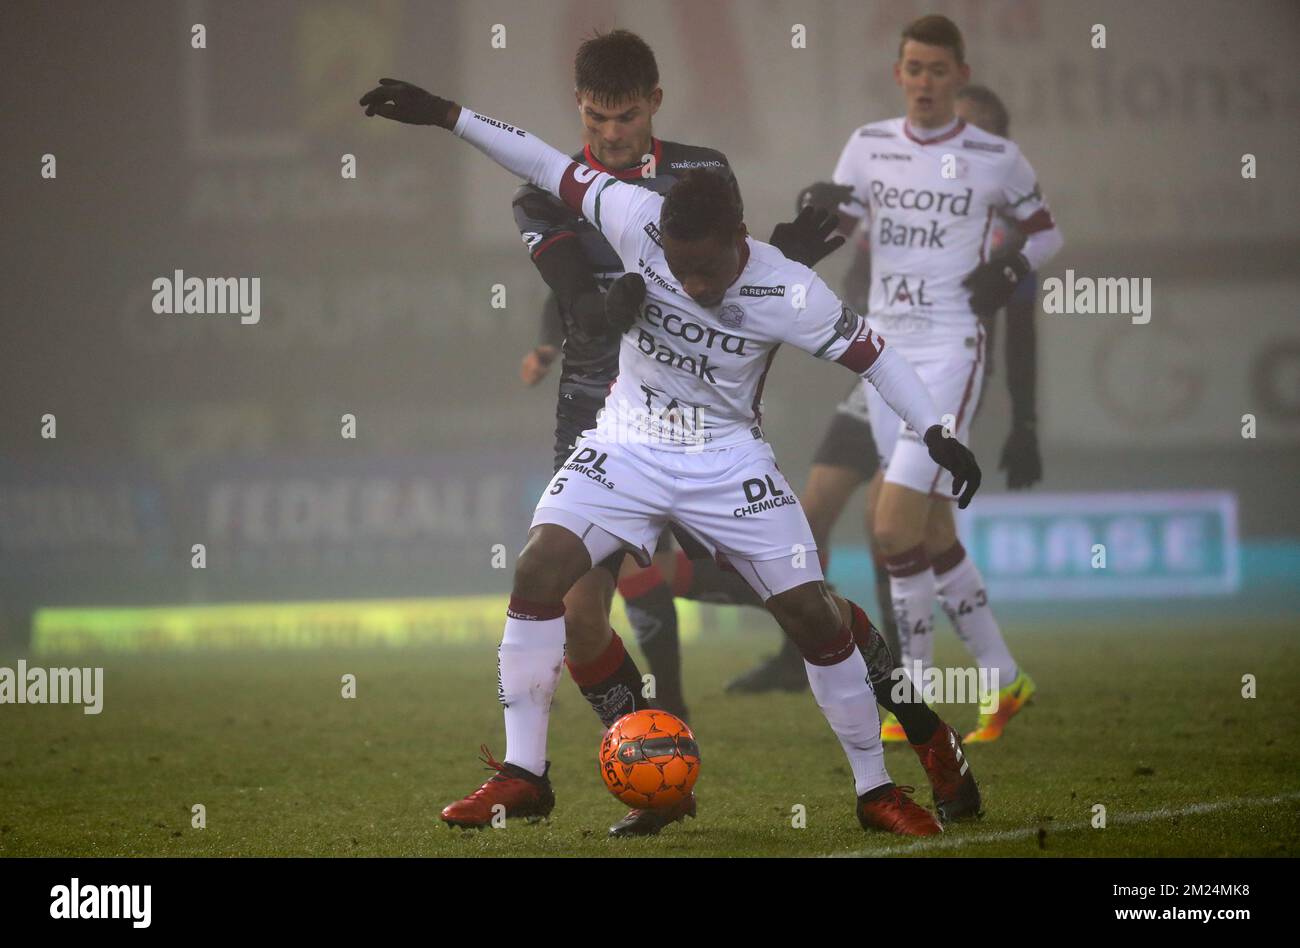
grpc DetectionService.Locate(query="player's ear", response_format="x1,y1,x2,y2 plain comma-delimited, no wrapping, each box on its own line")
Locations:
892,61,903,87
573,88,583,112
648,87,663,116
958,63,972,84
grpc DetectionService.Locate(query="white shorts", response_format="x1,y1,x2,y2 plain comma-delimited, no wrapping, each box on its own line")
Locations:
864,326,986,498
532,437,823,600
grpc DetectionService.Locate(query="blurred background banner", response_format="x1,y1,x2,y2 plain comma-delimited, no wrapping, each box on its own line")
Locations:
956,491,1239,600
2,0,1297,641
182,450,540,599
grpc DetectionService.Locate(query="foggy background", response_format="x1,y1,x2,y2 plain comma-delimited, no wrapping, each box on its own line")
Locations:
2,0,1297,638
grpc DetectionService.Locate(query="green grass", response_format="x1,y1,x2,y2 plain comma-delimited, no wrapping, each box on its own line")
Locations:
1,618,1297,857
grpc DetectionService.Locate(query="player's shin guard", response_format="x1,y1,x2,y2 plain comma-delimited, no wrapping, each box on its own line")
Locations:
619,567,686,718
886,545,936,681
566,629,645,729
499,597,567,776
801,627,890,795
933,541,1017,686
673,550,764,607
846,599,941,745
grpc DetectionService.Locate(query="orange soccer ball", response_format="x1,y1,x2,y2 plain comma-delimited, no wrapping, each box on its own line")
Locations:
598,710,701,809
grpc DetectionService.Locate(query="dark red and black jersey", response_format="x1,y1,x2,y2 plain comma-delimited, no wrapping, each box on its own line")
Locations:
513,139,741,384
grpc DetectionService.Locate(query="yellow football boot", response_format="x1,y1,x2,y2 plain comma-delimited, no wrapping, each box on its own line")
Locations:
963,671,1036,743
880,711,908,743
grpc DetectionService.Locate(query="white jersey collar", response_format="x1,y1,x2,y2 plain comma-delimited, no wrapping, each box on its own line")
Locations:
902,116,965,145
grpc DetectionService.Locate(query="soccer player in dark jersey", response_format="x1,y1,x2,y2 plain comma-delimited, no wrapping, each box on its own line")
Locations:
727,85,1046,739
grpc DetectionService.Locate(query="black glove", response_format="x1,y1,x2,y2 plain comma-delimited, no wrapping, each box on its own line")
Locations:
962,251,1030,317
604,273,646,334
359,78,456,128
769,205,846,267
999,420,1042,490
923,425,982,509
796,181,856,214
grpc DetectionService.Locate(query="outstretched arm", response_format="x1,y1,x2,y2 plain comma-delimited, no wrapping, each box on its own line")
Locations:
360,79,567,191
782,277,982,507
360,78,653,257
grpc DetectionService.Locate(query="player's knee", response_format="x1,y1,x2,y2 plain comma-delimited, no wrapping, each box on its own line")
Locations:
514,527,590,602
872,517,920,556
769,582,841,650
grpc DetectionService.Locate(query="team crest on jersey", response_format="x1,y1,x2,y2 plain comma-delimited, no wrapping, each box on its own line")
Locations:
718,303,746,328
944,155,971,179
833,305,857,339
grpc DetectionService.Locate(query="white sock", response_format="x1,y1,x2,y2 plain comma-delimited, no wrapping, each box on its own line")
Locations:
887,546,936,682
804,644,890,796
498,601,567,776
934,543,1018,687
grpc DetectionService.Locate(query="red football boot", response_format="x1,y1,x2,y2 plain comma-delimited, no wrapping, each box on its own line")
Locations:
440,745,555,829
912,722,982,823
856,784,943,836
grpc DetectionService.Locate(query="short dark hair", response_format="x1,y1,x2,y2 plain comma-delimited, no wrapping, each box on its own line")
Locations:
661,169,742,243
574,29,659,105
898,14,965,65
957,84,1011,137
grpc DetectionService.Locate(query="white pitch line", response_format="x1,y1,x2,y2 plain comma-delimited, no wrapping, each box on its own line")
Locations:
829,791,1300,858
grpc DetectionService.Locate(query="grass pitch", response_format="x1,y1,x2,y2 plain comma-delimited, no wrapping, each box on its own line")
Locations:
1,617,1297,857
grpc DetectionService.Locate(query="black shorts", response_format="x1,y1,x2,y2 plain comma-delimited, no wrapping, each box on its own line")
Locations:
550,379,630,576
551,382,606,474
811,383,880,480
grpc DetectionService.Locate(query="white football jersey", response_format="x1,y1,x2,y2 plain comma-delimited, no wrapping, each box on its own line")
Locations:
452,106,940,453
832,117,1055,343
555,164,882,451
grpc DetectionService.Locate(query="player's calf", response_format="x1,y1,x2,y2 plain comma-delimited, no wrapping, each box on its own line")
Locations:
618,562,689,721
768,580,938,835
840,596,982,821
765,580,846,662
564,567,651,729
440,523,593,828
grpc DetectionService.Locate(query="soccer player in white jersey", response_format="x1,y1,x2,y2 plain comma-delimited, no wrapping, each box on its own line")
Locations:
732,85,1047,745
827,15,1064,742
361,79,987,836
